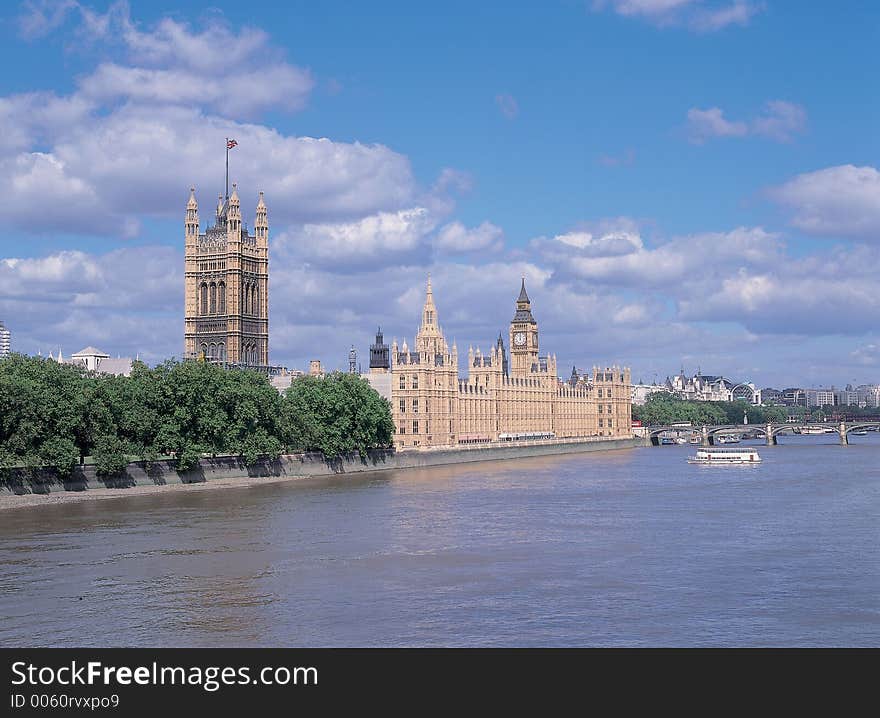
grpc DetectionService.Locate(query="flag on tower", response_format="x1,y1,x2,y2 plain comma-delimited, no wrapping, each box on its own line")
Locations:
227,138,238,149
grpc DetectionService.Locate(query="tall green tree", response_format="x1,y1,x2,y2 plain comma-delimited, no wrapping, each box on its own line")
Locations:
281,372,394,459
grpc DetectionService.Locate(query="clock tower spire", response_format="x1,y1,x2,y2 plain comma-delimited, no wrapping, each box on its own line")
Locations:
509,277,539,376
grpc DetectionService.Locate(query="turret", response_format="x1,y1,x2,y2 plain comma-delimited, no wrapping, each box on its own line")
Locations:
185,187,199,245
255,191,268,247
227,183,241,237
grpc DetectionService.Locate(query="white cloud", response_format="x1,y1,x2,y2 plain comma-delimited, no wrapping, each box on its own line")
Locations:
594,0,762,32
17,0,78,39
553,229,643,255
434,221,504,253
751,100,808,142
687,101,806,144
686,107,748,143
79,62,312,117
279,208,436,269
769,164,880,239
0,246,181,364
690,1,761,32
20,1,314,119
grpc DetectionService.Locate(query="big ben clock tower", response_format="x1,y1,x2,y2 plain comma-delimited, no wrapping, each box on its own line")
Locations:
509,278,539,376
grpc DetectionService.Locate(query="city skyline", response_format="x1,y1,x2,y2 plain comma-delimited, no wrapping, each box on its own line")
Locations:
1,1,878,387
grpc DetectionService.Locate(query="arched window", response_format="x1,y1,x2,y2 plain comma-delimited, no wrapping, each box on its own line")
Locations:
218,282,226,314
209,283,217,314
209,342,216,359
200,342,208,359
200,283,208,315
218,343,225,362
244,284,251,316
254,286,260,316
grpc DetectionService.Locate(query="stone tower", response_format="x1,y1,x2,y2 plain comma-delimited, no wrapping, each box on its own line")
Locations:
184,184,269,366
496,331,508,377
509,278,539,376
369,327,390,371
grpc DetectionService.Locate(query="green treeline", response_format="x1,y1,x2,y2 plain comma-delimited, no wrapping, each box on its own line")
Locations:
632,392,792,426
0,354,394,478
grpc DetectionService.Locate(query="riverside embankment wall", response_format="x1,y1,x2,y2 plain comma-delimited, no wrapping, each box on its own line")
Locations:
1,436,647,495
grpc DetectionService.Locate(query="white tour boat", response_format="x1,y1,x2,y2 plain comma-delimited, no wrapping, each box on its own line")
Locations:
687,447,762,464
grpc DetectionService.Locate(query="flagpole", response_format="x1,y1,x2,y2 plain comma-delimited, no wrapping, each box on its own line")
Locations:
225,137,229,201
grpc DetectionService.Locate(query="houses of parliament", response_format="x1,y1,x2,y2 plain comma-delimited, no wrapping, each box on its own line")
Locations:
368,277,632,449
183,185,632,449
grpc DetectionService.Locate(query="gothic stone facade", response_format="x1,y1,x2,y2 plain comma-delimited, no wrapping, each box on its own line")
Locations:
384,278,631,449
184,185,269,366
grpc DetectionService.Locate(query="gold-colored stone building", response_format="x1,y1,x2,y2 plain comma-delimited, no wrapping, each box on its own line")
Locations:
380,277,631,449
184,185,269,366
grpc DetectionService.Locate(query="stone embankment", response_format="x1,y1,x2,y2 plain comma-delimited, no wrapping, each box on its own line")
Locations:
0,436,646,508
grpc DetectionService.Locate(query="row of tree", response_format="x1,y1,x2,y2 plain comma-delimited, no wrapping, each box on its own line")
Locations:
0,354,394,478
632,393,792,426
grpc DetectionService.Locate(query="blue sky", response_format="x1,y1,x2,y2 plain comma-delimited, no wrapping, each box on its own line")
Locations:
1,0,878,387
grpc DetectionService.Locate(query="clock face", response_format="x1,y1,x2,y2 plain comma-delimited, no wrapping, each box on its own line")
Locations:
514,332,526,346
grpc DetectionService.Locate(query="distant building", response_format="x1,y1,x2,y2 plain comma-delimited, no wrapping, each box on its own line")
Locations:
856,384,880,408
835,387,860,407
805,388,837,408
363,328,392,401
0,321,9,359
781,388,806,406
308,360,324,377
631,382,672,405
369,327,390,371
761,388,783,405
60,346,135,376
270,367,304,392
663,369,761,404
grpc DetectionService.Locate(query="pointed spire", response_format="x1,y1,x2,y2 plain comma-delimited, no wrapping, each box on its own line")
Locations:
518,276,530,303
230,183,240,205
57,348,63,363
256,190,266,209
419,272,439,335
186,187,200,240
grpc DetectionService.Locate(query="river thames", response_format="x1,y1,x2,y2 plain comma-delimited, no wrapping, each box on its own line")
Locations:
1,436,878,647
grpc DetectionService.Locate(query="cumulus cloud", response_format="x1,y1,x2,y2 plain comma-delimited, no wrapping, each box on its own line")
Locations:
593,0,762,32
686,107,748,143
687,101,806,144
768,164,880,239
277,208,436,271
752,100,808,142
434,221,504,253
0,246,181,364
20,1,313,118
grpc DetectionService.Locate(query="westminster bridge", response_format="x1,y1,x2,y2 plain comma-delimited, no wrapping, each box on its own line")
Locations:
646,421,880,446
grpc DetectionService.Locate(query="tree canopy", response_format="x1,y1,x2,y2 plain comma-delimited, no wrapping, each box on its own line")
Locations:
633,392,793,426
0,354,393,478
